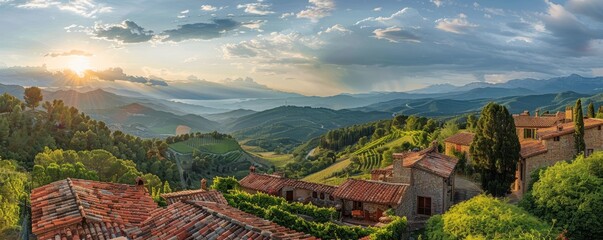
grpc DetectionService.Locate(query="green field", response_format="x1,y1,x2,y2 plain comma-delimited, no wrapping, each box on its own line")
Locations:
303,130,416,185
169,137,241,154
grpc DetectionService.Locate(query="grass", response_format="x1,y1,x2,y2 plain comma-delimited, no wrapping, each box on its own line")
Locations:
169,137,241,154
242,145,295,168
303,158,351,184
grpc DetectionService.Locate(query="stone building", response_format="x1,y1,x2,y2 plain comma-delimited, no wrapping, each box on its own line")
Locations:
444,109,603,194
239,168,339,207
371,142,458,221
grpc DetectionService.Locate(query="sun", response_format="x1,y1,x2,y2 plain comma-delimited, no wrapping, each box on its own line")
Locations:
68,56,91,77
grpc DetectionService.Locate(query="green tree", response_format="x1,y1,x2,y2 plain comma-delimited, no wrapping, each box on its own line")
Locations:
24,86,43,110
522,153,603,239
0,160,28,232
466,114,477,132
470,103,520,196
438,120,459,142
425,195,555,240
574,100,586,155
423,119,438,133
162,180,172,194
210,176,240,193
587,102,595,118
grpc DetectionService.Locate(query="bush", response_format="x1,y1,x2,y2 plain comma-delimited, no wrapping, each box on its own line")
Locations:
522,153,603,239
210,176,240,193
425,195,555,240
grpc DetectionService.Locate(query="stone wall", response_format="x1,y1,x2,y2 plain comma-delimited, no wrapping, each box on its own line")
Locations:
392,158,412,184
410,169,447,217
444,143,472,164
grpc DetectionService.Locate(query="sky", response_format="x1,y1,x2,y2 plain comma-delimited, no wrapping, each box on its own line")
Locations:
1,0,603,96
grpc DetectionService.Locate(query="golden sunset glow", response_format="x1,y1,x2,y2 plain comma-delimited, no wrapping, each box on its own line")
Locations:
68,56,91,77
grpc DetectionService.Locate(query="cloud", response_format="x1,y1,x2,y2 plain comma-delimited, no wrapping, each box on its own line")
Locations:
355,8,425,28
281,12,294,19
242,20,267,31
85,67,168,86
92,20,154,43
221,32,322,65
373,7,382,12
200,5,217,11
541,0,603,52
431,0,443,7
160,19,240,42
566,0,603,22
17,0,112,18
373,27,420,43
435,13,478,34
297,0,335,22
44,49,93,57
320,24,352,35
237,2,274,15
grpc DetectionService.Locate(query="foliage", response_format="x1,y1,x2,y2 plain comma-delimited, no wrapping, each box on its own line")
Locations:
425,195,555,240
438,120,459,142
574,99,586,155
522,153,603,239
466,114,477,132
0,160,27,232
319,120,390,151
210,176,240,193
470,103,520,197
24,86,43,110
587,102,595,118
369,216,407,240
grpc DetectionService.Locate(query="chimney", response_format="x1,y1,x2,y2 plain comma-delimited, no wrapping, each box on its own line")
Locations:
535,109,540,118
565,106,574,122
200,178,207,191
521,110,530,116
249,165,256,173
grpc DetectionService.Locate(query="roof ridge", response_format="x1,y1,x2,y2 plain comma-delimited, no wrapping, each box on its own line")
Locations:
348,178,410,186
65,178,87,220
187,201,279,237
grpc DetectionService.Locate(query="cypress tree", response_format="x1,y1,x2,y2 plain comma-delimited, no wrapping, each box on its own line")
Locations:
470,103,520,197
574,99,586,155
587,102,595,118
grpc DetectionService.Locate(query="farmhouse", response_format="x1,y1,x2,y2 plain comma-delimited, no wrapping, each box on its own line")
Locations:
239,167,339,207
444,109,603,194
371,142,458,221
161,179,228,205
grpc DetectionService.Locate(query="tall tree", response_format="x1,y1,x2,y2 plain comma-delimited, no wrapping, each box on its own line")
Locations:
587,102,595,118
470,103,520,196
24,86,43,110
574,100,586,155
466,114,477,132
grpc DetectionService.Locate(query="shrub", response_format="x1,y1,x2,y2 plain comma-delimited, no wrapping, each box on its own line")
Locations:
210,176,240,193
425,195,555,240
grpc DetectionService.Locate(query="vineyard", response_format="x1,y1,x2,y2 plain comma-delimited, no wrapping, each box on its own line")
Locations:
352,130,416,171
169,136,241,154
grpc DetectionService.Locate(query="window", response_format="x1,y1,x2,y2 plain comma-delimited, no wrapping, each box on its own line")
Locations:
553,136,560,141
312,191,317,198
417,196,432,215
320,193,325,200
353,201,363,210
523,129,536,139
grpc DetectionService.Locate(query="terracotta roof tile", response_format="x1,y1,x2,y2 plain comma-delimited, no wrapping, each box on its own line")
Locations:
513,114,564,128
332,179,408,205
537,118,603,139
31,178,157,240
444,132,475,146
239,173,292,194
128,201,317,240
520,140,548,158
161,189,228,205
284,180,338,194
392,143,459,178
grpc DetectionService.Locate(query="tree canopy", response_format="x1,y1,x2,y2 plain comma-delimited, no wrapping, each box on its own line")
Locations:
425,195,555,240
574,99,586,155
24,86,43,110
469,103,520,196
522,152,603,239
0,160,28,232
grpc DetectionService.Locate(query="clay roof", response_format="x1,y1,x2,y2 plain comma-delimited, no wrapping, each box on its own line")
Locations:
513,114,563,128
239,173,291,194
537,118,603,139
128,201,316,240
239,173,337,195
284,180,338,194
332,179,408,205
393,143,459,178
30,178,157,240
161,189,228,205
520,140,548,158
444,132,475,146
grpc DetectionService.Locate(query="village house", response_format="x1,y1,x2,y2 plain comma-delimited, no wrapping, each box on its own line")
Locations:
160,178,228,205
30,178,158,240
444,108,603,194
127,200,316,240
239,167,339,207
370,142,458,221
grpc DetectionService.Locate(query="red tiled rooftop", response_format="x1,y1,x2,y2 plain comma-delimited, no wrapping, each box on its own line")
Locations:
284,179,338,194
537,118,603,139
520,140,548,158
239,173,292,194
30,178,157,240
128,201,317,240
332,179,408,205
393,143,459,178
161,189,228,205
444,132,475,146
513,114,564,128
